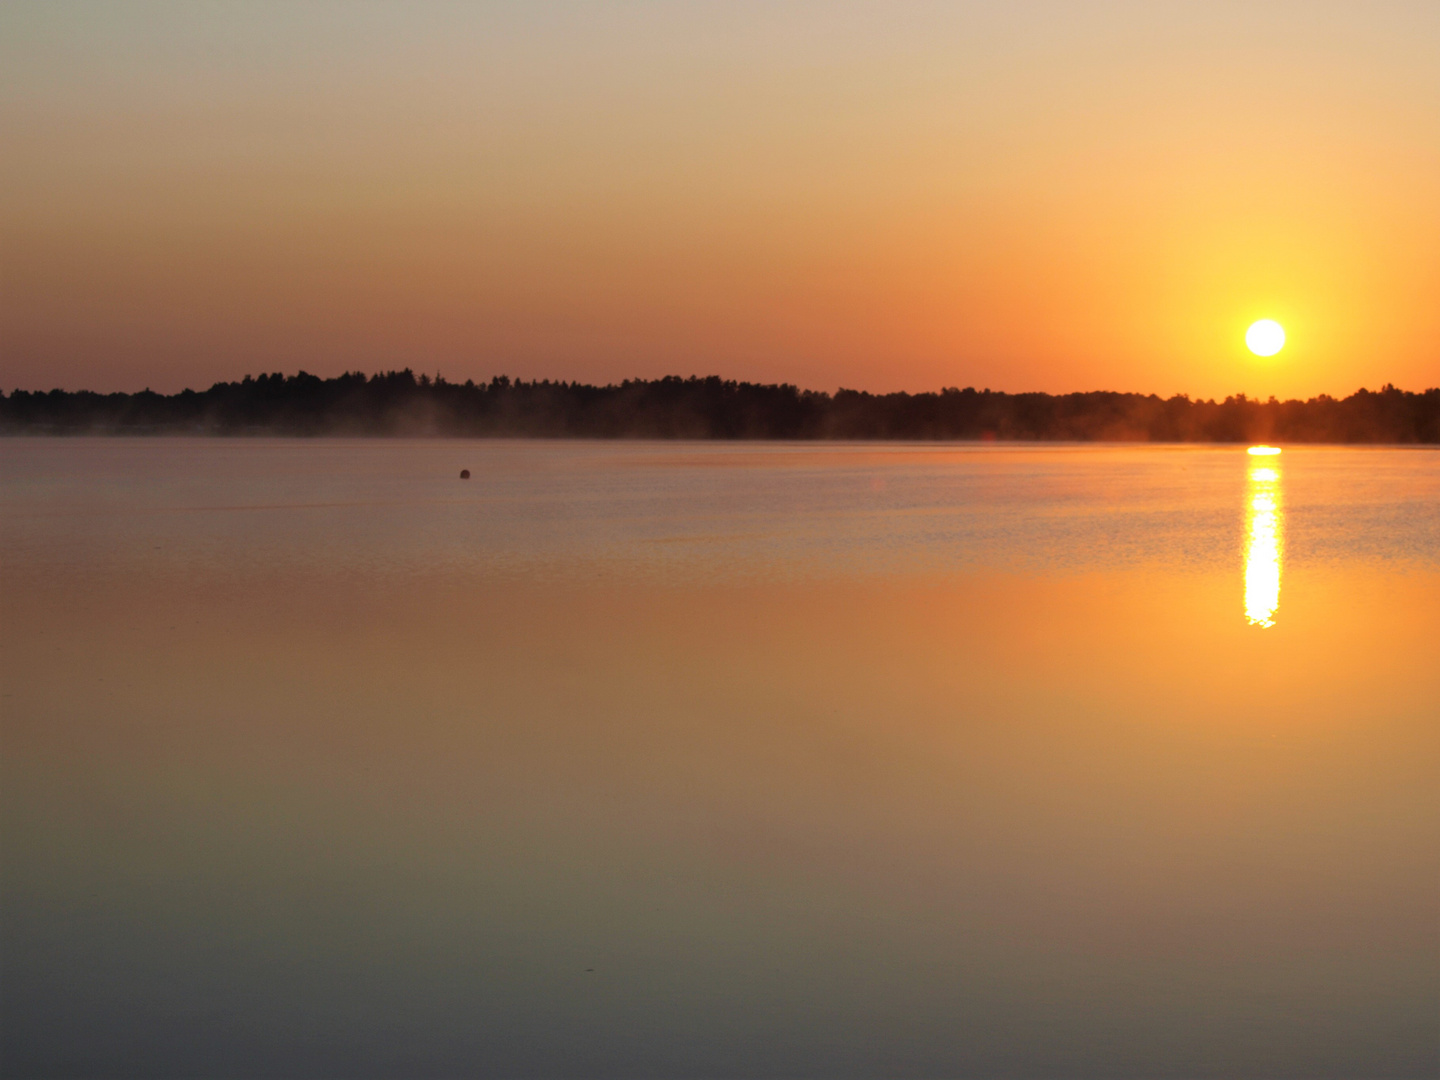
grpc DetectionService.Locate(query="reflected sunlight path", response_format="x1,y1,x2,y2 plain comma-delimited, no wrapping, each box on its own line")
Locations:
1244,450,1283,627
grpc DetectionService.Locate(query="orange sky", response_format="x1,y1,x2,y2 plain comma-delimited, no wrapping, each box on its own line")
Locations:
3,2,1438,397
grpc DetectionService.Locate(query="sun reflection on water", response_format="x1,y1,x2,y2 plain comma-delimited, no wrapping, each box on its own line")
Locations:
1244,453,1283,627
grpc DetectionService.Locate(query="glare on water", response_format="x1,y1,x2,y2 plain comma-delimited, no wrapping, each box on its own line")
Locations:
1244,458,1283,627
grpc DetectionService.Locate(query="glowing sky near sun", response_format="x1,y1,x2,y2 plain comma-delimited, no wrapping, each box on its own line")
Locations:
2,2,1438,396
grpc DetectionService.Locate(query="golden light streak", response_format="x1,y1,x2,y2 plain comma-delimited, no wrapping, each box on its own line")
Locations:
1243,454,1283,628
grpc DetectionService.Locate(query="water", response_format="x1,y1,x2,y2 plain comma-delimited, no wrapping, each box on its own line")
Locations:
2,439,1437,1078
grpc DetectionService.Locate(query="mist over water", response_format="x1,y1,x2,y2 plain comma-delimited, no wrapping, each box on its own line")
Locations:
3,440,1437,1078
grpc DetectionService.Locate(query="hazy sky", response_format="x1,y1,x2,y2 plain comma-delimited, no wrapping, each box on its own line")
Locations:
3,1,1437,396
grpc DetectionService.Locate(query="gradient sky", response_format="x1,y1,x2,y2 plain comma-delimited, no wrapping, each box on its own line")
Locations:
3,1,1438,397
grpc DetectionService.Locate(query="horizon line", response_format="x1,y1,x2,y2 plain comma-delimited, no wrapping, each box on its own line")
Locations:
5,370,1437,403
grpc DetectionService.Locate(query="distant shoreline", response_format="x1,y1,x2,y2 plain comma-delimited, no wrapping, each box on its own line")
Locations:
4,371,1437,443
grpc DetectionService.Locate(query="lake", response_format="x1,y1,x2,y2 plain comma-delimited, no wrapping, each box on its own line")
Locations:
2,439,1437,1078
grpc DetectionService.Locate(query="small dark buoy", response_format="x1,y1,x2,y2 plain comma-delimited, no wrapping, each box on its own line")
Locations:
459,469,470,479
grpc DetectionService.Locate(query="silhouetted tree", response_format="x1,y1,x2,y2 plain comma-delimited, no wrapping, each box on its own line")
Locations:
2,372,1436,442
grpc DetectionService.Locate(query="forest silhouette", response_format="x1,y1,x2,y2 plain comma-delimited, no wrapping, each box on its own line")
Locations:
3,371,1437,443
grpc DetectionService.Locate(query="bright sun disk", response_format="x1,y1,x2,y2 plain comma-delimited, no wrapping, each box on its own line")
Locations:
1246,319,1285,356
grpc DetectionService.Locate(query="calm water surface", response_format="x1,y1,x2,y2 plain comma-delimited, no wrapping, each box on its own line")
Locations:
2,440,1437,1078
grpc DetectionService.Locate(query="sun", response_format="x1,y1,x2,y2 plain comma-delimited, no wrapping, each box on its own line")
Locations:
1246,319,1285,357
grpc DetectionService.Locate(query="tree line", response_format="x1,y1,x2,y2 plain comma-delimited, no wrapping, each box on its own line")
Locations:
3,370,1437,442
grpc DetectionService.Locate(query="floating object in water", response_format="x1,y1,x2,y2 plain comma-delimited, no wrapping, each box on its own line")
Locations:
460,469,471,479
